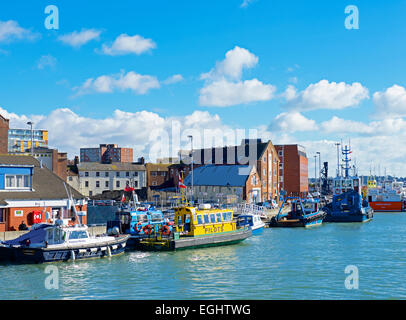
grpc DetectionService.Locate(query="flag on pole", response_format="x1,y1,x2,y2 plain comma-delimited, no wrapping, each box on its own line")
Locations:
179,173,186,189
121,193,125,203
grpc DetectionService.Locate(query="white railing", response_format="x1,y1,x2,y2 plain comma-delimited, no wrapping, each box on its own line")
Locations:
236,203,268,218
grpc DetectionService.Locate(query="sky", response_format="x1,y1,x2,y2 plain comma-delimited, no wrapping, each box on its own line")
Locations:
1,0,406,177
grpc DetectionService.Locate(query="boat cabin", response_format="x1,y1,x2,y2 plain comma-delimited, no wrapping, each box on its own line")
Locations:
174,204,236,236
288,198,319,217
332,176,360,196
236,214,262,228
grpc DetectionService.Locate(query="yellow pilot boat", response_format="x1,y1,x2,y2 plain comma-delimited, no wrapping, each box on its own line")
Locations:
138,203,252,251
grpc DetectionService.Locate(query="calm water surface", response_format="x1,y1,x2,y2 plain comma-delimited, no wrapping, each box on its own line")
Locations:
1,212,406,300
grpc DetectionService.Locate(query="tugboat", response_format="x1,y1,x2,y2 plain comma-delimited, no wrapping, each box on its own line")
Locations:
0,186,128,264
137,202,252,251
322,144,373,222
269,196,326,228
236,213,265,234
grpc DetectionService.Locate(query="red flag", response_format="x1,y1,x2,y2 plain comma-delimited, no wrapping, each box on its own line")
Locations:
124,185,134,192
121,193,125,203
178,173,186,189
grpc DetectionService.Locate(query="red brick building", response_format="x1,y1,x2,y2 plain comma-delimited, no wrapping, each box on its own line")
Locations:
275,144,308,197
0,115,9,155
0,155,87,232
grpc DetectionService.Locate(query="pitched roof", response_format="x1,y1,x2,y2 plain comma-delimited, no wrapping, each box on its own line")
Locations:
183,164,253,187
191,141,271,165
145,163,171,171
77,162,146,171
0,155,85,202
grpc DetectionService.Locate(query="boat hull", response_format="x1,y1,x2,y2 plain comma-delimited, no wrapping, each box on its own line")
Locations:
369,201,403,212
0,235,129,264
269,211,326,228
138,228,252,251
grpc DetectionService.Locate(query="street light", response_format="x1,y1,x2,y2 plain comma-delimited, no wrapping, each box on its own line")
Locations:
314,155,317,192
188,135,193,204
316,151,321,194
27,121,33,156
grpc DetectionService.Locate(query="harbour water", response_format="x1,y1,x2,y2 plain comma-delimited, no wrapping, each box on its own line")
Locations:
1,212,406,300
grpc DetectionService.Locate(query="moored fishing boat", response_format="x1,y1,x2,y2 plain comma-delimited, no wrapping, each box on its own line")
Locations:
269,197,326,228
106,202,173,248
138,203,252,251
367,179,405,212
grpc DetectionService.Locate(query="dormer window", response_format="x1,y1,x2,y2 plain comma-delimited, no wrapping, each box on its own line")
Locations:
5,174,31,190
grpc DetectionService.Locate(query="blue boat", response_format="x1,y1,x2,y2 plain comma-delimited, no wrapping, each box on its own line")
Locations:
322,144,373,223
107,203,173,248
269,197,326,228
236,213,265,234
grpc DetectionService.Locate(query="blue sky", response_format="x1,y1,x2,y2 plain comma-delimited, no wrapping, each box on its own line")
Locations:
1,0,406,176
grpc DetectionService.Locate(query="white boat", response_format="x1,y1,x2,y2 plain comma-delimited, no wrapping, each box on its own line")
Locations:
236,213,266,234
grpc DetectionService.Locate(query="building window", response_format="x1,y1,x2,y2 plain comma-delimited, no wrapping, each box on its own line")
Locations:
126,172,129,177
134,181,138,188
105,181,109,188
105,172,109,177
116,181,120,188
278,150,283,157
116,172,120,177
279,163,283,169
152,181,157,186
134,172,138,177
89,191,93,196
85,181,89,187
68,176,73,181
5,175,31,189
96,181,100,188
0,209,4,222
151,172,157,176
85,172,89,177
96,172,100,177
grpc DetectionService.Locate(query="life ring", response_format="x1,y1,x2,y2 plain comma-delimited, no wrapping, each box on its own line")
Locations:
134,222,143,233
143,224,153,235
161,224,171,236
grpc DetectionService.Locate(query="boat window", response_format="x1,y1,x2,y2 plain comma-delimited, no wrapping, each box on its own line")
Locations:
150,213,162,222
69,230,88,240
216,213,222,222
303,202,314,211
196,215,203,225
237,217,246,224
210,214,216,223
54,228,62,243
246,216,253,224
203,214,210,224
47,229,54,242
178,216,183,225
137,214,148,223
222,211,232,221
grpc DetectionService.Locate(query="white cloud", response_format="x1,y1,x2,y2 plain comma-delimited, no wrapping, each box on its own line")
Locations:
199,78,276,107
37,54,57,70
240,0,254,8
163,74,184,85
199,46,275,107
58,29,101,48
0,20,39,43
269,112,317,133
201,46,258,81
285,79,369,111
373,84,406,118
101,34,156,56
75,71,160,95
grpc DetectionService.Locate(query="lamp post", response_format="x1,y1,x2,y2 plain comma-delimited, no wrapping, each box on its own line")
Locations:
335,142,341,177
314,155,317,193
316,151,321,194
188,135,194,204
26,121,33,156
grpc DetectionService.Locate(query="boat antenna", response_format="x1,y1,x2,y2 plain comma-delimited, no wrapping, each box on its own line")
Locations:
64,182,81,226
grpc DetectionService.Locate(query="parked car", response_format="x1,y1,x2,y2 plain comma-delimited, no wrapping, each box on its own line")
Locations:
256,200,278,209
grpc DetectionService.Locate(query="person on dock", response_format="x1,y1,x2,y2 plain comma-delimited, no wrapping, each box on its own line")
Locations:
18,220,28,231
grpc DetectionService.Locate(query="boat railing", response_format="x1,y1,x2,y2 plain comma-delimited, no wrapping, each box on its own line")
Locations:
236,203,268,218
